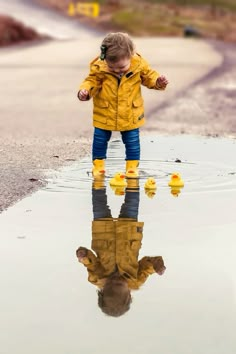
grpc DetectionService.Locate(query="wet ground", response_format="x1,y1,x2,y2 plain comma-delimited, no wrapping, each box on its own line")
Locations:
2,0,234,216
147,40,236,137
1,135,236,354
0,34,221,213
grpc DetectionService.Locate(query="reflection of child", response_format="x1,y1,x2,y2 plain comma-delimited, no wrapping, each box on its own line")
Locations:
76,183,166,317
77,32,168,178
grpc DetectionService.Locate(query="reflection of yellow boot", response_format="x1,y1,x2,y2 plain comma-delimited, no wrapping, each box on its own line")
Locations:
125,160,139,178
92,159,105,177
126,178,139,192
92,176,105,190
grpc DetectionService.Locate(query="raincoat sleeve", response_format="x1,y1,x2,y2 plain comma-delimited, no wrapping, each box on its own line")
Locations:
79,59,103,98
77,248,106,286
140,57,164,90
137,256,165,285
78,249,102,271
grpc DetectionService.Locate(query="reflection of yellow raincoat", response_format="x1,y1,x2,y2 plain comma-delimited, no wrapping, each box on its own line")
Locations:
79,54,163,131
79,218,165,290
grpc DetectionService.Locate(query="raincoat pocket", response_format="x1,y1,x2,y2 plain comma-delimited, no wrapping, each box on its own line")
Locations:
96,99,109,108
132,97,144,123
92,239,108,250
93,99,109,124
132,97,143,108
130,240,142,251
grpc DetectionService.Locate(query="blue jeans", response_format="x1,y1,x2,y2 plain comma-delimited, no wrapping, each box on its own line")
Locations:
92,127,140,160
93,188,139,220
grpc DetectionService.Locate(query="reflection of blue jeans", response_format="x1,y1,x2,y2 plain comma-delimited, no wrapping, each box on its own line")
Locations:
93,188,140,220
119,192,139,219
92,127,140,160
92,189,112,219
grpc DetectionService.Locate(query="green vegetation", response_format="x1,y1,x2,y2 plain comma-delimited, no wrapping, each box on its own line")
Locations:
112,8,183,36
44,0,236,41
139,0,236,12
108,0,236,40
99,0,236,11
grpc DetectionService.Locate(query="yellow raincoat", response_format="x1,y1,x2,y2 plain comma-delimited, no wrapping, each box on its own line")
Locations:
79,53,164,131
78,218,165,290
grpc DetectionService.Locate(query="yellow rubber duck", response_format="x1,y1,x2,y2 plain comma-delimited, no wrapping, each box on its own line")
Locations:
144,177,157,190
109,172,127,187
110,186,126,196
168,173,184,188
170,186,182,197
145,189,156,199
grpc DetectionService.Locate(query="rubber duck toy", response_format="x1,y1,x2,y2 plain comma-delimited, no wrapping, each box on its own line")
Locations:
145,189,156,199
109,172,127,187
168,173,184,188
144,177,157,190
170,186,182,197
126,178,139,192
110,186,126,196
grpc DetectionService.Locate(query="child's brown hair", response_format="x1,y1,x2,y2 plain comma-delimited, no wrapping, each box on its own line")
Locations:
101,32,135,63
97,287,132,317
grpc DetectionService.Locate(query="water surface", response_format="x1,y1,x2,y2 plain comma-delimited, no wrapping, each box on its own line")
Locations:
0,135,236,354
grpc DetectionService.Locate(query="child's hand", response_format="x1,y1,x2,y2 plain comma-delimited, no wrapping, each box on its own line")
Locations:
153,257,166,275
156,75,169,89
76,247,88,261
156,265,166,276
78,89,89,101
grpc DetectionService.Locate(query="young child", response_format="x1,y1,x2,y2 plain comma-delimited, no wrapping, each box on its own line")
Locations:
77,32,168,178
76,180,166,317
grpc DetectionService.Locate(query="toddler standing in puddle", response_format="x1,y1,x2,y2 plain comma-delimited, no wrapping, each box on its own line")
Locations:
78,32,168,177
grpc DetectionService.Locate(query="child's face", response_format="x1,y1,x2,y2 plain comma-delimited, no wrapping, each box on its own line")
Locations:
106,57,131,75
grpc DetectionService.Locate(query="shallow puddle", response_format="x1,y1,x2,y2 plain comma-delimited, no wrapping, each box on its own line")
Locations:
0,135,236,354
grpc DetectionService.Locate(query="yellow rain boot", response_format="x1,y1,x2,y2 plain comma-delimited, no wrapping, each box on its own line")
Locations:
92,159,105,177
125,160,139,178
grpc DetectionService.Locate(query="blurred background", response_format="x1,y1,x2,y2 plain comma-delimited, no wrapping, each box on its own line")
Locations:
1,0,236,46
